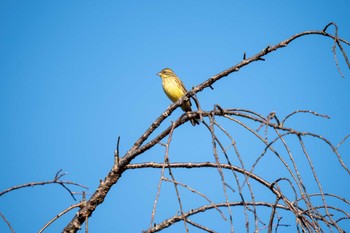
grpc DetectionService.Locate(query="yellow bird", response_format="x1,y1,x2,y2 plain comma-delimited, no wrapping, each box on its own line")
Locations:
157,68,199,126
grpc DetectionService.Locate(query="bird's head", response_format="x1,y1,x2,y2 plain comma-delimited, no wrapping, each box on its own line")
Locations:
157,68,175,79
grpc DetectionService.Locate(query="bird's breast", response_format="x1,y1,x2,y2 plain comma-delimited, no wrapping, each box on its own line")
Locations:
162,78,185,103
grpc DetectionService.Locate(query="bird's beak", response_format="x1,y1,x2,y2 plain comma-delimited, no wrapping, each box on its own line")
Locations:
156,72,161,77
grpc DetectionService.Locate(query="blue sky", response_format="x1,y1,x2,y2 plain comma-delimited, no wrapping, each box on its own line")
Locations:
1,1,349,232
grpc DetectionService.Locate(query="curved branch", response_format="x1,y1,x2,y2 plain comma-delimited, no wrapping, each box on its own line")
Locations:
142,202,289,233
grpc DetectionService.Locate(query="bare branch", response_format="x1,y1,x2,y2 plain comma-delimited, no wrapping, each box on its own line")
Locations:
323,22,350,77
143,202,290,233
186,219,218,233
39,202,84,233
281,110,330,126
336,134,350,149
0,170,88,201
0,212,15,233
162,178,227,221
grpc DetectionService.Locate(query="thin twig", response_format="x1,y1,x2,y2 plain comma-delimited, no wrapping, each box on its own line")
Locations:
0,212,15,233
186,218,218,233
206,116,235,232
162,178,227,221
214,121,257,232
39,202,84,233
298,136,341,232
281,110,330,126
336,134,350,149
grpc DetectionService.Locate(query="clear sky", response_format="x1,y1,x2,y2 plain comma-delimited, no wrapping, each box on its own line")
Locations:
1,1,349,232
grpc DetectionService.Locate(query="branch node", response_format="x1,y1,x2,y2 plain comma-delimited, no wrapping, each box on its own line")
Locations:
264,46,270,53
114,136,121,165
323,22,337,33
215,104,225,115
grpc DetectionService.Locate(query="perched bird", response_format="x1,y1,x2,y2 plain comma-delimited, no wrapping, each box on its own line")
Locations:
157,68,199,126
